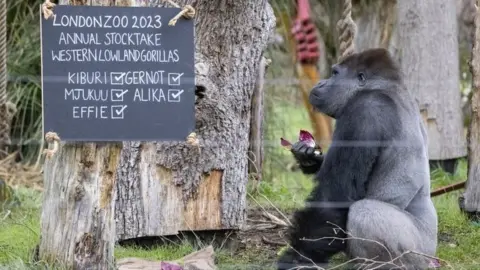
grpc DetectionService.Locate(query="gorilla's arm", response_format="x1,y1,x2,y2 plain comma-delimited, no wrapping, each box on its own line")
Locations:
318,91,400,198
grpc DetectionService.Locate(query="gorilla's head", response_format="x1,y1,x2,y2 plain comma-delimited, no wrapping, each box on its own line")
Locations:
309,48,402,118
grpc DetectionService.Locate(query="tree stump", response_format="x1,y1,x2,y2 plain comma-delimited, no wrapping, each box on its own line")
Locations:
114,1,276,240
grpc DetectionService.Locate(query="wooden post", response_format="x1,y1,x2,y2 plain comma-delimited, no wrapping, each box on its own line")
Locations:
248,56,269,188
461,0,480,215
38,0,126,268
40,142,121,268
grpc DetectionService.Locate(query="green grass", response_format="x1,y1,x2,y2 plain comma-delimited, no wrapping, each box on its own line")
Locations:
0,162,476,269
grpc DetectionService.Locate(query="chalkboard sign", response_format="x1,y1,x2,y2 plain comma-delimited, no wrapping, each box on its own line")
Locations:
40,5,195,141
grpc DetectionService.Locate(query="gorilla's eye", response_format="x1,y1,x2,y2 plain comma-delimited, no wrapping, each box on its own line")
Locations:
332,68,339,77
357,72,366,82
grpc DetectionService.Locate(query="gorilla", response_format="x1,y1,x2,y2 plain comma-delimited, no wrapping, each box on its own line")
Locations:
277,48,438,270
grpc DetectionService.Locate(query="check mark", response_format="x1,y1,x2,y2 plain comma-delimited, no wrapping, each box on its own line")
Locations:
111,105,128,119
168,73,184,85
115,89,128,98
110,72,126,85
171,90,184,99
168,89,184,102
115,105,127,115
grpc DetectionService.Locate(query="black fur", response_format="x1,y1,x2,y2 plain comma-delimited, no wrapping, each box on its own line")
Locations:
278,49,404,269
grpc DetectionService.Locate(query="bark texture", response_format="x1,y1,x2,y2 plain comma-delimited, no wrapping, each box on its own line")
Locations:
115,0,276,240
40,142,122,269
462,0,480,213
396,0,467,160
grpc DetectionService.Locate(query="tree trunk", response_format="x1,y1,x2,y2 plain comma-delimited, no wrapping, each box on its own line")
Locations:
461,0,480,214
248,56,269,188
40,143,121,269
114,1,275,240
396,0,467,171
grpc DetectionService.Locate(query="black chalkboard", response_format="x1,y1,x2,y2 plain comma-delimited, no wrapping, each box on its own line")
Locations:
40,5,195,142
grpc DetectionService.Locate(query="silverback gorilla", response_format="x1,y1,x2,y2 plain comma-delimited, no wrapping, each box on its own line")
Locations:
277,48,438,270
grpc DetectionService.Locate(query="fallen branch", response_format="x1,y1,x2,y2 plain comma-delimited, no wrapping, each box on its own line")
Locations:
283,221,451,270
430,181,466,197
263,212,289,227
261,236,285,246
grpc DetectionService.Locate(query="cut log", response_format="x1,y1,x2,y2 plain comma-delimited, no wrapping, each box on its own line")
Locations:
114,1,276,240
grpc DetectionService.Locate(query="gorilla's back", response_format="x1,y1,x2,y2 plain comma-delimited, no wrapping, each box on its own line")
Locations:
364,88,438,254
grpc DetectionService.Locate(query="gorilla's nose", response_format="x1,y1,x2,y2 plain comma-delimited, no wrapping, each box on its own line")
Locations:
316,80,327,88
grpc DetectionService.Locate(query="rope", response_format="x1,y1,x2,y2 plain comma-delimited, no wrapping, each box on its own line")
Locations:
42,0,56,20
186,132,199,146
0,0,16,148
336,0,357,60
43,132,60,159
0,0,6,106
163,0,195,26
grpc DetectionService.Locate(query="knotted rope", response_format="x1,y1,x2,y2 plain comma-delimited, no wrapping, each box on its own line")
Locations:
43,132,60,159
42,0,56,20
0,0,6,109
336,0,357,60
0,0,16,148
163,0,195,26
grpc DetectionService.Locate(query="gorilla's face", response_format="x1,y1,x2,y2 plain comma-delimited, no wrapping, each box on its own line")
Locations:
309,63,366,118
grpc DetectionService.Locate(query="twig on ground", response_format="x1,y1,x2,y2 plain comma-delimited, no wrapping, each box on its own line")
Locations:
263,212,289,227
285,221,451,270
247,192,292,227
251,223,277,230
259,193,292,226
1,210,11,221
261,236,285,246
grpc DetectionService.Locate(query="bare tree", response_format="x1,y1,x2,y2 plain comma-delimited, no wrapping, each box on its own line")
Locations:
397,0,467,174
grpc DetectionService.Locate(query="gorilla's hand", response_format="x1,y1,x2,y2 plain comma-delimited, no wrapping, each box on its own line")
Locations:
291,141,323,174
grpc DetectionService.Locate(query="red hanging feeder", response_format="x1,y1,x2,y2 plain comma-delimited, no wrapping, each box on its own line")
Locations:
291,0,320,64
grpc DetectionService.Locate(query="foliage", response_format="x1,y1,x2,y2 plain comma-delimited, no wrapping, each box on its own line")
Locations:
0,179,20,208
6,0,43,164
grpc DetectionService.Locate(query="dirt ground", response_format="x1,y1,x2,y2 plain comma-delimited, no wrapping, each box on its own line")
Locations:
236,207,291,254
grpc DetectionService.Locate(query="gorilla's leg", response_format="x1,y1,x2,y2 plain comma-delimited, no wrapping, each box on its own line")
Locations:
346,199,432,270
